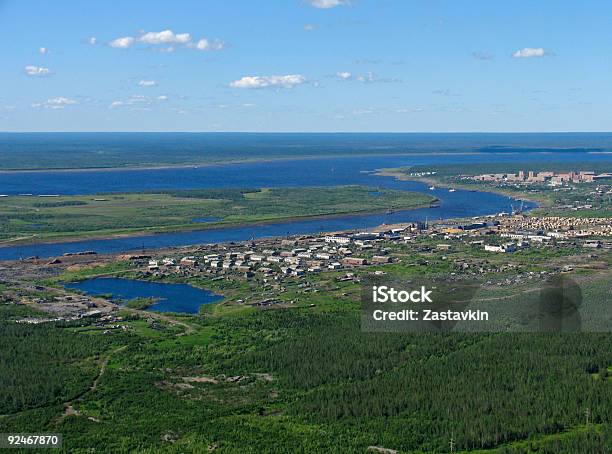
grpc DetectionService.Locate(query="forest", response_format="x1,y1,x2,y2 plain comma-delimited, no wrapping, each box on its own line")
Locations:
0,298,609,453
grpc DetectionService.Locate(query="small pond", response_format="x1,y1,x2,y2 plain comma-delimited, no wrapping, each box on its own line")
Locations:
65,277,223,314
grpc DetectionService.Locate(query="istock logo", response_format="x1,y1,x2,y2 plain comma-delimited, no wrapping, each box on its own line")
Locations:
362,276,482,333
372,285,433,303
362,272,608,333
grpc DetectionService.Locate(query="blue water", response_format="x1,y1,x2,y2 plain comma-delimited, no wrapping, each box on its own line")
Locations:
0,153,609,196
64,277,222,314
0,181,533,260
0,138,610,260
2,132,612,173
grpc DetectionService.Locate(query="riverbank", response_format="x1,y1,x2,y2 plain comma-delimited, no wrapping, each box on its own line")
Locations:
0,205,439,248
0,186,436,247
375,167,547,207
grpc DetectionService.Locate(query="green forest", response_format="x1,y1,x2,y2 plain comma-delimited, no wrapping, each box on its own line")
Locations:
0,295,610,453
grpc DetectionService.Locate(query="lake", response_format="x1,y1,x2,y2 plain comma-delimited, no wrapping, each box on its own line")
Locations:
64,277,223,314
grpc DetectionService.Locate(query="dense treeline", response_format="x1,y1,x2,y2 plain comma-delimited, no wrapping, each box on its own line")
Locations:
0,307,609,452
32,200,88,208
158,188,259,200
218,311,612,452
0,321,114,414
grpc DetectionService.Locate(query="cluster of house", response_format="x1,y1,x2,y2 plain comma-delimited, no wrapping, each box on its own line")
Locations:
132,213,612,282
471,170,612,186
139,228,416,280
501,216,612,239
437,215,612,253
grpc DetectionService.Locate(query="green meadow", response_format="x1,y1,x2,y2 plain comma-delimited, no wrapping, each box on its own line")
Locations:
0,186,434,243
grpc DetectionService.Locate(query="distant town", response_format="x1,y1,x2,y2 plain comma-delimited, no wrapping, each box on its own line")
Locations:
470,170,612,185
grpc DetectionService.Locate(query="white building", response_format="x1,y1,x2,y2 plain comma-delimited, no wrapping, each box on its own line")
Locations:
324,235,351,245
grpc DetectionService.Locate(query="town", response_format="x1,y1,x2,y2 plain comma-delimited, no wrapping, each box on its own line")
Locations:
470,170,612,185
3,210,610,323
136,213,612,284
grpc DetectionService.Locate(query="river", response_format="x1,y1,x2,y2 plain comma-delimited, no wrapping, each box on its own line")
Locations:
2,151,608,260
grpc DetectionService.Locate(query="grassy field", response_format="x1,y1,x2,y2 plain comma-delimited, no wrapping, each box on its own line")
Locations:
0,186,434,243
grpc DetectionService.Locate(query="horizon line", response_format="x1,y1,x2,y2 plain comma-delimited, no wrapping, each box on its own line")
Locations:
2,131,612,135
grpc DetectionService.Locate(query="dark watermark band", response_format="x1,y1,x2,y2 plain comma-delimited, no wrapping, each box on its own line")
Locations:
361,274,610,333
0,433,62,449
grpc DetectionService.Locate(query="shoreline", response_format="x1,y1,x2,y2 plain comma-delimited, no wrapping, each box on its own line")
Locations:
0,152,486,174
1,148,608,174
375,168,547,206
0,200,438,249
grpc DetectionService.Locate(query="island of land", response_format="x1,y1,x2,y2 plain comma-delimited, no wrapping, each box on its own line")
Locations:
0,186,436,244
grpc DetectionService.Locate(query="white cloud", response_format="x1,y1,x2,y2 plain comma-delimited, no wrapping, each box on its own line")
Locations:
129,95,149,104
32,97,77,109
307,0,350,8
304,23,317,31
352,108,374,115
24,65,52,76
194,38,225,51
38,47,49,55
356,72,377,83
139,30,192,45
110,94,173,108
138,80,157,87
196,39,210,50
109,36,134,48
88,36,98,45
230,74,307,89
396,107,424,113
512,47,546,58
335,71,398,83
432,88,460,96
108,29,224,53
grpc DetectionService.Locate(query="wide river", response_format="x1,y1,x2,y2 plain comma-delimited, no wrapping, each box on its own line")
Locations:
0,152,608,260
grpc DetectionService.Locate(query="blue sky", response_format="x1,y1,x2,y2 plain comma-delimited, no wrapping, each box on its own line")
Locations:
1,0,611,132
